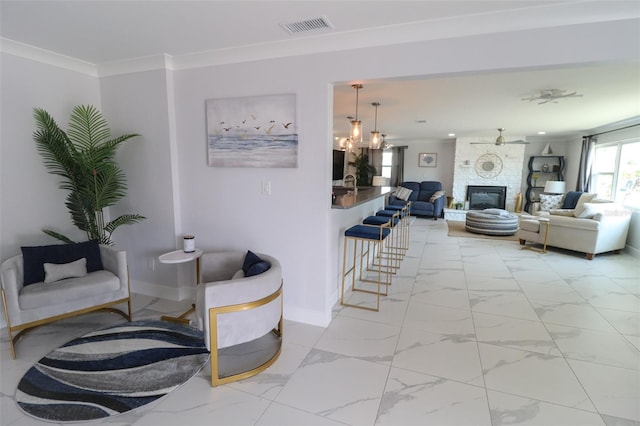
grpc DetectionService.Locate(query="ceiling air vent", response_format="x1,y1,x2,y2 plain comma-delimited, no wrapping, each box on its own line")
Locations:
280,16,334,34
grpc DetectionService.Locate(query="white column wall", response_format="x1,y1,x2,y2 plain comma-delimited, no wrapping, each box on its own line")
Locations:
100,69,183,299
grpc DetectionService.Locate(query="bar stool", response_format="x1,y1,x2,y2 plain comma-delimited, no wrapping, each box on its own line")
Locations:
385,201,411,251
363,214,402,272
377,208,408,255
384,202,411,251
341,223,392,312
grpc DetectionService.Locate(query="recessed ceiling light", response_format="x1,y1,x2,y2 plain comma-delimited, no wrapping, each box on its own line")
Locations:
448,133,456,137
538,131,546,135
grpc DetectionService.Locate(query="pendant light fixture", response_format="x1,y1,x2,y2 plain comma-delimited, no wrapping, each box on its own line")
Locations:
369,102,381,149
350,84,363,145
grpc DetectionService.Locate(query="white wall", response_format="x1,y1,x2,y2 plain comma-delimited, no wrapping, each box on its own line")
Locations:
0,53,101,260
173,59,334,325
2,18,639,330
403,139,455,193
0,53,101,327
99,69,185,299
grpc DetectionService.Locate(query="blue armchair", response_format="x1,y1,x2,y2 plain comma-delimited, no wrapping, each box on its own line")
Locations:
388,181,445,220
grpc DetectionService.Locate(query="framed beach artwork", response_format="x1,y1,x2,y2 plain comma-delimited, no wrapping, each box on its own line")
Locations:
206,93,298,168
419,152,437,167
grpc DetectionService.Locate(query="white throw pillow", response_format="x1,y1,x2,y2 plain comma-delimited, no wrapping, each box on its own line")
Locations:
395,187,413,201
429,190,445,202
573,193,598,217
44,257,87,283
539,194,564,211
575,202,612,219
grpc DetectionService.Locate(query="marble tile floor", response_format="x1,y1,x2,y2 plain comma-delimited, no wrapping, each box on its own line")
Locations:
1,218,639,426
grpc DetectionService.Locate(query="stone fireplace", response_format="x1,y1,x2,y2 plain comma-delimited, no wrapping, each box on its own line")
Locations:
452,136,526,211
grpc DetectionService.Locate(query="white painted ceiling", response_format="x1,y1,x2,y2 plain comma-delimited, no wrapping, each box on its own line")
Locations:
2,1,639,141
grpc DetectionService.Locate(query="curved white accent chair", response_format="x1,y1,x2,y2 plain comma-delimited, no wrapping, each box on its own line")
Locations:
195,251,283,387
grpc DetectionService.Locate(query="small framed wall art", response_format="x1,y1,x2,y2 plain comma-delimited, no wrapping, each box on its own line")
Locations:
418,152,437,167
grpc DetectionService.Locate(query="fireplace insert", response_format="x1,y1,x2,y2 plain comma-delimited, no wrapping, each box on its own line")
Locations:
467,185,506,210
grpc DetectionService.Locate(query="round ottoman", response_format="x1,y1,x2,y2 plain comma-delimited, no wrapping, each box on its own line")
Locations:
465,209,518,236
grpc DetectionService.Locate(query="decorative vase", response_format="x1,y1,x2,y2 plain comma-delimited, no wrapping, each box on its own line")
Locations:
541,164,550,172
447,196,454,209
514,192,522,213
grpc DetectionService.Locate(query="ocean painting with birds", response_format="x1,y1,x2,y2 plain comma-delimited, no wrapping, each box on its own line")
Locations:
206,93,298,167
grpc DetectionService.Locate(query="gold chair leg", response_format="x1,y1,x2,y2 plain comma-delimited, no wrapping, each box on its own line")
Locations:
2,288,16,359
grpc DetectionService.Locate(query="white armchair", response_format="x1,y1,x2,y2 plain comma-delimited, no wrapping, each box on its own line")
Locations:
195,251,283,386
1,244,131,358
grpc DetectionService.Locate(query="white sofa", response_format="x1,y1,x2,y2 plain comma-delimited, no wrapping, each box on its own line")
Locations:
1,244,131,358
518,201,632,259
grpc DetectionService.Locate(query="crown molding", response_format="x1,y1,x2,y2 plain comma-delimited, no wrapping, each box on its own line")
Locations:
97,54,174,77
3,1,639,77
0,37,98,77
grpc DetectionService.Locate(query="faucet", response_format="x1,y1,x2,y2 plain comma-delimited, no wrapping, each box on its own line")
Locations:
343,174,358,194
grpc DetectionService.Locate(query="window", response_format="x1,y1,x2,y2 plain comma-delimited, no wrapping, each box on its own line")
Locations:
381,150,393,179
592,138,640,209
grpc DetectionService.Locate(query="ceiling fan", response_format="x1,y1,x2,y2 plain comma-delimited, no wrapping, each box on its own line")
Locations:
381,134,395,149
521,89,583,104
470,128,528,146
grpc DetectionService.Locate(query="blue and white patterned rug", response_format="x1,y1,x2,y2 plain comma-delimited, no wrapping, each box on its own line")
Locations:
15,320,210,422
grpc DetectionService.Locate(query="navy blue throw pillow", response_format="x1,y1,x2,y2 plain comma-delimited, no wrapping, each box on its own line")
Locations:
562,191,583,209
246,261,271,277
242,250,271,277
21,240,103,286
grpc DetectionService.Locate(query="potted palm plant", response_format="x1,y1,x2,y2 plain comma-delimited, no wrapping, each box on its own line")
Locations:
348,150,377,187
33,105,145,245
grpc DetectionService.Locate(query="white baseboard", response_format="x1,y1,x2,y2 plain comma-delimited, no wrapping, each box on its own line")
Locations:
283,305,331,328
624,244,640,259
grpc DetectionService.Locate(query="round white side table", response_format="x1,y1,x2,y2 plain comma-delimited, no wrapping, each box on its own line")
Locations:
159,249,203,324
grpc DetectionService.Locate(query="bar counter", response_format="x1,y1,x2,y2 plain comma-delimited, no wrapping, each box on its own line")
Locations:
331,186,393,209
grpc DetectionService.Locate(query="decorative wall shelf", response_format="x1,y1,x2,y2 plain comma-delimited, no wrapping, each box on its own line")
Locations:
525,155,565,213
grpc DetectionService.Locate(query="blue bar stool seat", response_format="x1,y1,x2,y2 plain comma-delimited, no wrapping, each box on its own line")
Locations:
341,224,392,312
363,214,402,269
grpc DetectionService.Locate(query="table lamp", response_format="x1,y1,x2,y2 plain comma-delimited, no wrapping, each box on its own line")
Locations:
372,176,386,186
543,181,566,194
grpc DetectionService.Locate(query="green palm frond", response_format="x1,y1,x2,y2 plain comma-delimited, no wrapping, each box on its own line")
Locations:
104,214,146,235
42,229,76,244
67,105,112,150
33,109,81,184
93,133,140,161
33,105,145,245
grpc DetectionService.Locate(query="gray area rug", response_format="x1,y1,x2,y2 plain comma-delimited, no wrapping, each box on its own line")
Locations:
15,320,210,422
